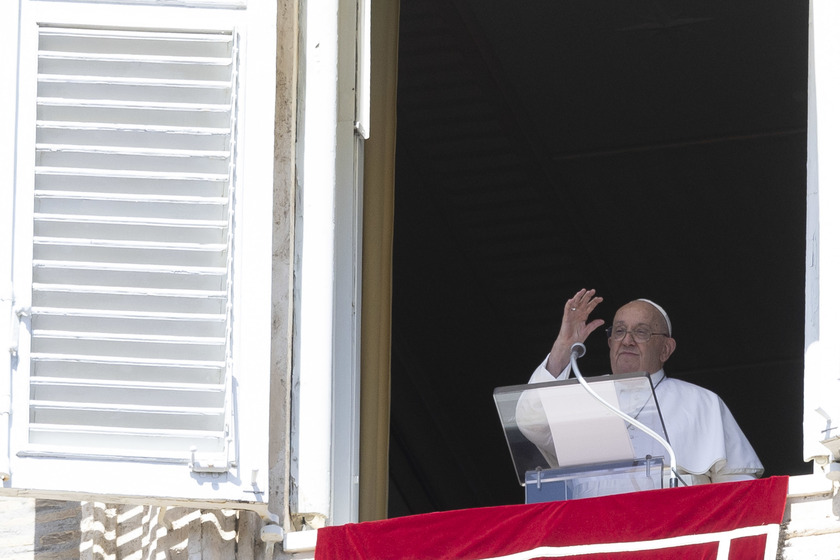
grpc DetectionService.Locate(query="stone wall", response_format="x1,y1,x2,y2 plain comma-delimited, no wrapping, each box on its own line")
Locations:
0,499,269,560
781,475,840,559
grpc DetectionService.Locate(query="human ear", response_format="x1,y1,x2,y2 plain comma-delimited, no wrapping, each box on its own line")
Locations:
660,338,676,362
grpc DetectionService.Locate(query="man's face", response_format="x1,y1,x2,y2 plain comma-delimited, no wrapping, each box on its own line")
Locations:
608,301,675,375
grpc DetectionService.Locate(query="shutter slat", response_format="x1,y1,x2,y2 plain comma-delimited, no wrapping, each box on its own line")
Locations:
32,309,225,338
37,120,230,133
32,260,227,274
39,75,232,90
35,166,228,181
31,357,223,386
31,376,225,391
34,214,228,227
36,144,231,159
31,402,224,414
32,330,226,346
34,236,228,251
38,50,233,66
32,354,226,369
28,425,226,453
37,98,232,112
33,304,227,312
29,426,225,441
38,27,237,43
36,191,228,204
37,122,231,152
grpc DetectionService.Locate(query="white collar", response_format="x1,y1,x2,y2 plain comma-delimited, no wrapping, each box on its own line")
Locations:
649,369,666,387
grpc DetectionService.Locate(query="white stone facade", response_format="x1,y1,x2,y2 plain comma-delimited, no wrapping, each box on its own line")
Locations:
0,499,269,559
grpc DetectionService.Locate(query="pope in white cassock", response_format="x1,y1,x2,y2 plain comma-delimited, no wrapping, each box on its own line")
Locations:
516,289,763,498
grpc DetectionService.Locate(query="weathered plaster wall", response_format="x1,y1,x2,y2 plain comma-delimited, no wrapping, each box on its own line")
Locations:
269,0,298,539
0,499,267,559
781,475,840,559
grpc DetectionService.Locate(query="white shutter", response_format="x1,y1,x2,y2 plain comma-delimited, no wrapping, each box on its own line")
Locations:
26,26,237,464
3,0,278,507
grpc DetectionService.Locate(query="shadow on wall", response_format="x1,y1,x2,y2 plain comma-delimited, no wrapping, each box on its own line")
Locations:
30,499,265,559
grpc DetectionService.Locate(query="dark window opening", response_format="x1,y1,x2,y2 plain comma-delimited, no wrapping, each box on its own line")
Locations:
390,0,810,517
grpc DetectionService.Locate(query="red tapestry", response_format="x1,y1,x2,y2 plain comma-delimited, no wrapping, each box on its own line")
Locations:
315,476,788,560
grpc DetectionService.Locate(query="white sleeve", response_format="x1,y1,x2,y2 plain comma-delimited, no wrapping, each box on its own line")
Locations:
709,471,760,484
515,354,572,468
528,354,572,384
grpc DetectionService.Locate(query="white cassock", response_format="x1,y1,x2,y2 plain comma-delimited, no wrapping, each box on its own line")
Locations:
516,357,764,498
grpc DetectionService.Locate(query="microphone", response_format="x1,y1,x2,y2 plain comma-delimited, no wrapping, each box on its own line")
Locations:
570,342,586,359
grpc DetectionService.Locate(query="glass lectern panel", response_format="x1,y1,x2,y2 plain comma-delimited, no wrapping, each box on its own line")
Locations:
493,372,670,488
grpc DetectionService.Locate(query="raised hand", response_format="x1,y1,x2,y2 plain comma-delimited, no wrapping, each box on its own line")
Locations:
546,289,605,376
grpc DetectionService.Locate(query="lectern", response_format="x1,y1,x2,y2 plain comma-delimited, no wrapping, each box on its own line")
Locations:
494,372,672,502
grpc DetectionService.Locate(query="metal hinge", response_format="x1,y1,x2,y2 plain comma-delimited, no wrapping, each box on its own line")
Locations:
9,303,30,356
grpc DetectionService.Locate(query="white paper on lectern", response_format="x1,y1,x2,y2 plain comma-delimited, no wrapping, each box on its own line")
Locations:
538,381,635,467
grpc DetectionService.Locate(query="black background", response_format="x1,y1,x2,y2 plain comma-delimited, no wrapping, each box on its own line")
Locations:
390,0,809,516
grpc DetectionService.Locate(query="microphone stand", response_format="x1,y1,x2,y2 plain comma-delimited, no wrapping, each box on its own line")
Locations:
569,343,682,488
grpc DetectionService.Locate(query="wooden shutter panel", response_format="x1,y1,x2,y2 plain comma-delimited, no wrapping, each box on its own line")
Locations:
27,26,237,464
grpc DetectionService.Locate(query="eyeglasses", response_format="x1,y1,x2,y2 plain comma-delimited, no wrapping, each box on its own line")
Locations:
606,325,669,343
